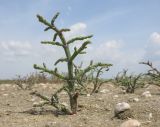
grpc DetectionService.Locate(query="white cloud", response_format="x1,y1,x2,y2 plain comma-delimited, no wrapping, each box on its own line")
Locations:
65,22,87,39
150,32,160,44
80,40,145,75
0,41,32,57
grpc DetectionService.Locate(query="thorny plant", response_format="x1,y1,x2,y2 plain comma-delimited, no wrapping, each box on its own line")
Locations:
114,69,143,93
32,12,112,114
74,61,111,95
140,61,160,86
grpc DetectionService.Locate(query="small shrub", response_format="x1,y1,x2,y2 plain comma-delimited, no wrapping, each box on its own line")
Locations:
140,61,160,86
114,69,143,93
14,72,48,90
74,62,111,95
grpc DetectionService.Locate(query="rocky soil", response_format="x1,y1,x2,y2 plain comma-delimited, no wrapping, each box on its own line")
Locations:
0,83,160,127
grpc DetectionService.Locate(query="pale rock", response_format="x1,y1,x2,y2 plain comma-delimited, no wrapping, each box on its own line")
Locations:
61,102,68,107
133,98,139,102
31,98,36,102
61,91,67,95
148,113,152,120
42,85,47,89
33,102,39,106
3,94,8,96
49,87,52,89
142,91,152,98
87,94,90,97
115,102,131,114
100,89,109,93
120,119,141,127
1,88,5,91
113,95,119,98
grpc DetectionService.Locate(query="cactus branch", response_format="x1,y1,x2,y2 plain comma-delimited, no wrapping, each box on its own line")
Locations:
51,12,60,25
70,41,91,61
41,41,64,47
33,64,67,80
54,58,68,65
67,35,93,45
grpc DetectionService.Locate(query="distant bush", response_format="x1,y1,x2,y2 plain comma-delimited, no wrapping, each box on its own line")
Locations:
114,69,144,93
14,72,47,90
140,61,160,87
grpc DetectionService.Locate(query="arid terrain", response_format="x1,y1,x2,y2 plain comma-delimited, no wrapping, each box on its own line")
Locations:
0,82,160,127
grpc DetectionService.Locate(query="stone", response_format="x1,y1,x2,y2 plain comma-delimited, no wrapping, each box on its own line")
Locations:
113,95,119,98
148,113,152,120
100,89,109,93
133,98,139,102
142,91,152,98
114,102,133,120
3,94,8,96
120,119,141,127
114,102,131,114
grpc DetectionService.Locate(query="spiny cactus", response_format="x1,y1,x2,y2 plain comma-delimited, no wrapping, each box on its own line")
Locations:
140,61,160,86
114,69,143,93
33,12,112,114
73,61,111,95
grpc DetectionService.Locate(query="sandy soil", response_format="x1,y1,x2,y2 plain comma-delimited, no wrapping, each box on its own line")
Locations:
0,83,160,127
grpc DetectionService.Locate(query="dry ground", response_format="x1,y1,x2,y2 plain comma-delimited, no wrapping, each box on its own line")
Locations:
0,82,160,127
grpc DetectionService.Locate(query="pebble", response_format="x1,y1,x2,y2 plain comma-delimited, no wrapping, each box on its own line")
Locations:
100,89,109,93
133,98,139,102
120,119,141,127
113,95,119,98
3,94,8,96
148,113,152,120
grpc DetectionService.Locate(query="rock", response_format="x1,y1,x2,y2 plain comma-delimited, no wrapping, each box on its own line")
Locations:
114,102,133,120
31,97,36,102
100,89,109,93
45,122,56,127
113,95,119,98
148,113,152,120
133,98,139,102
1,88,5,91
61,102,69,107
3,94,8,96
142,91,152,98
33,102,39,107
120,119,141,127
86,94,90,97
115,102,131,114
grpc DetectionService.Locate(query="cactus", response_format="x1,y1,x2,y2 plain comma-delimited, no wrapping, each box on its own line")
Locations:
33,12,112,114
73,61,111,95
114,69,143,93
140,61,160,86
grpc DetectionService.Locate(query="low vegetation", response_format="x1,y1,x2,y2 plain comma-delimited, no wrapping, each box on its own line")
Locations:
114,69,144,93
140,61,160,87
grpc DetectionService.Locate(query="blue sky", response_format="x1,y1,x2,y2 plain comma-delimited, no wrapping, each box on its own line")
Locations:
0,0,160,79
